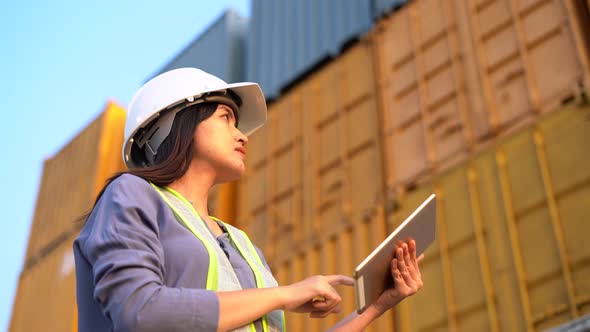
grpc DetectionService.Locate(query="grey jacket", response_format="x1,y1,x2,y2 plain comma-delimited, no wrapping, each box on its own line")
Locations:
74,174,271,332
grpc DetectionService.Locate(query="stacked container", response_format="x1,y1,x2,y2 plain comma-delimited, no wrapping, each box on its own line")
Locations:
374,0,590,330
238,0,590,331
372,0,590,200
150,9,249,83
388,103,590,331
238,40,395,332
9,102,127,332
247,0,378,99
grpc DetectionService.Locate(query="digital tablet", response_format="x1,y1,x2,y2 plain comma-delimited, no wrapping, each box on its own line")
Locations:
353,194,436,313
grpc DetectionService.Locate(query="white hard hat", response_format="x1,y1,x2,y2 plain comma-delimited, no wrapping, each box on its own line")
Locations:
122,67,267,168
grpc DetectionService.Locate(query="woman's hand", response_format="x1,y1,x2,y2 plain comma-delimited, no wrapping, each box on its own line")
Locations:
372,239,424,314
280,274,354,318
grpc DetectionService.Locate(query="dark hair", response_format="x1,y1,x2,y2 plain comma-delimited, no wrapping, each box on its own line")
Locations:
78,102,219,222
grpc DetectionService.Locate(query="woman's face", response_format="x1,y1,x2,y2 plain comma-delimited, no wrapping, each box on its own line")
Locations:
192,103,248,183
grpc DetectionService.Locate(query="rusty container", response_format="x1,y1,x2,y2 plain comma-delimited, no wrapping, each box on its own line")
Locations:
237,39,386,259
389,103,590,332
373,0,590,196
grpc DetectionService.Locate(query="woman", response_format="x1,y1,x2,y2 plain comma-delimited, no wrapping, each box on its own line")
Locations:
74,68,424,332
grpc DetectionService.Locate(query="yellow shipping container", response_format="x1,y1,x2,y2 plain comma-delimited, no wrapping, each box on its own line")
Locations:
239,78,589,331
237,40,391,332
390,103,590,332
373,0,590,194
10,102,127,332
22,102,126,265
10,232,79,332
237,39,386,262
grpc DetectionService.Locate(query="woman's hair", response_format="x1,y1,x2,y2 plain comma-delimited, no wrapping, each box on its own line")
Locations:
128,102,220,185
78,102,221,222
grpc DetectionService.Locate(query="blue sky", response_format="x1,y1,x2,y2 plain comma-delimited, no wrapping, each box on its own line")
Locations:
0,1,250,330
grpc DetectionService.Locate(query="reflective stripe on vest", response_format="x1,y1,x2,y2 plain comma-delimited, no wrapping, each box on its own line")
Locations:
150,183,285,332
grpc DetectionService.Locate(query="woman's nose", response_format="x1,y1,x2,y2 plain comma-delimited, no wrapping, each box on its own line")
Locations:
237,130,248,145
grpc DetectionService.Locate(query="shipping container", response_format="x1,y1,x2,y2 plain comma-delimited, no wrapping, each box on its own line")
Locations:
389,103,590,332
235,75,305,262
239,86,589,332
150,9,248,83
11,102,126,332
22,102,126,267
235,106,265,247
237,39,385,261
247,0,374,100
461,0,587,129
373,0,590,195
373,0,483,194
302,40,385,247
237,39,393,331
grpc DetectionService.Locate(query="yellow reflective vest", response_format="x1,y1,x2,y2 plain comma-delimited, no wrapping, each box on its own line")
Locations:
151,184,285,332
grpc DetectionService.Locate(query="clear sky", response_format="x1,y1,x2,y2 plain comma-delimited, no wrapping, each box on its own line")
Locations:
0,1,250,330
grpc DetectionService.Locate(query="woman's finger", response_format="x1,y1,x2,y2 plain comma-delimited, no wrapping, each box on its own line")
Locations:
403,243,419,280
396,247,416,287
391,258,403,282
323,283,342,306
316,276,345,302
309,302,341,318
311,298,329,309
325,274,354,287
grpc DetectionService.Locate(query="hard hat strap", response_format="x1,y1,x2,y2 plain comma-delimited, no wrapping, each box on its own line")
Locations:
139,91,240,166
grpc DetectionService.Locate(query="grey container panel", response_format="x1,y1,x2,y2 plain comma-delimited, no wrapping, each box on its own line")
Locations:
247,0,373,100
151,9,247,83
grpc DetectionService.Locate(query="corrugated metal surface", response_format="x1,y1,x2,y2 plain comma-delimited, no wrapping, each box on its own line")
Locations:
373,0,483,194
236,119,271,254
462,0,586,129
152,10,248,83
235,73,308,263
238,57,589,332
302,41,384,249
238,40,390,331
373,0,590,194
247,0,373,100
238,39,384,255
389,103,590,332
22,102,126,266
11,102,126,332
274,211,396,332
9,232,78,332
